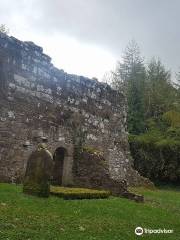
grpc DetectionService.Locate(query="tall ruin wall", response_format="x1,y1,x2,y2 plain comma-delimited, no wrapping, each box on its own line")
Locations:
0,33,143,186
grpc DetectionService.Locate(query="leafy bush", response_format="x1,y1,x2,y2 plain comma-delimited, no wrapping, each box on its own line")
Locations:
129,133,180,183
129,110,180,184
163,110,180,127
166,127,180,139
50,186,110,200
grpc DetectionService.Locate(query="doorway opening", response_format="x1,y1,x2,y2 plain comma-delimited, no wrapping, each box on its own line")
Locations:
52,147,67,185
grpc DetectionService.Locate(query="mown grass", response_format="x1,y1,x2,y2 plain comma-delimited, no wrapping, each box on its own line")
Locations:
0,183,179,240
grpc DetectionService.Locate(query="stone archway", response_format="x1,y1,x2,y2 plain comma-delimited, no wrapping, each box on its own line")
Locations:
52,147,67,185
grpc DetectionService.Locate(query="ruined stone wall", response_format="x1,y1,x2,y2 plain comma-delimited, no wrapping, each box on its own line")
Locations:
0,33,141,186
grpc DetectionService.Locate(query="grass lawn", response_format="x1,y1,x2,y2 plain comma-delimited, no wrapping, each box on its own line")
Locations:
0,183,179,240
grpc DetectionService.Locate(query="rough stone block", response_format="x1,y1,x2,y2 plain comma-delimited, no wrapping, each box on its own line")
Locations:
23,146,53,197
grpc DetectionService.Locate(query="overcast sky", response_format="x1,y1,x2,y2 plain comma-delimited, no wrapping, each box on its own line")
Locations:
0,0,180,80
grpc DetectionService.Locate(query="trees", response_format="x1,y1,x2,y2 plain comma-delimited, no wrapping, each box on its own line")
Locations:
113,40,146,134
175,70,180,108
145,58,175,119
112,41,178,135
113,41,180,184
175,69,180,89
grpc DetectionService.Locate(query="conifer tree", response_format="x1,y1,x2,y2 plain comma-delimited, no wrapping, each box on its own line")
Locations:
113,40,146,134
145,58,174,118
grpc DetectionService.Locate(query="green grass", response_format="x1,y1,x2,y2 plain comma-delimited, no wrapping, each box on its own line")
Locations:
0,184,179,240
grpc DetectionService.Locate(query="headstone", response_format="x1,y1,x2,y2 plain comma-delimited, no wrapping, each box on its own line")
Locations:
23,144,53,197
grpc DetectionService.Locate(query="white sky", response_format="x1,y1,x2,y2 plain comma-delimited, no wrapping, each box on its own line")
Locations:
1,1,117,80
11,29,117,80
1,0,180,80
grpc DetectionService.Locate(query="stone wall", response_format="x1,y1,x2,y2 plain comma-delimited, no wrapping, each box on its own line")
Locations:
0,32,146,186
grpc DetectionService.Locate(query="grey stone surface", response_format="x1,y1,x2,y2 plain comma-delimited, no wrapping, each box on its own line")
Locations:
23,144,53,197
0,32,150,187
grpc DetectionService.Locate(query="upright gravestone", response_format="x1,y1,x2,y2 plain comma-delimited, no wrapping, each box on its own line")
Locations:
23,144,53,197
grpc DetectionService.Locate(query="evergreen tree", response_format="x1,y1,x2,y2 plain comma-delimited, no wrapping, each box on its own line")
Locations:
175,70,180,110
145,58,175,118
113,40,146,134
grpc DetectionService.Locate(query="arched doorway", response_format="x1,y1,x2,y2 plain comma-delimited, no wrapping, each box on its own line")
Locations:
52,147,67,185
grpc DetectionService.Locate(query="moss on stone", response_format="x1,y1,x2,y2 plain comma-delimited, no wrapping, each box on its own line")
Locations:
83,146,103,156
23,180,50,198
23,149,53,198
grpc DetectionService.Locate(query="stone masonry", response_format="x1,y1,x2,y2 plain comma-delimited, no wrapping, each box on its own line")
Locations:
0,32,149,187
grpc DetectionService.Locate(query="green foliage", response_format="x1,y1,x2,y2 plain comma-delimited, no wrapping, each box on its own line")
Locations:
129,114,180,183
145,58,175,118
163,110,180,127
113,40,146,134
113,45,180,183
0,184,180,239
166,127,180,139
50,186,110,199
112,45,179,136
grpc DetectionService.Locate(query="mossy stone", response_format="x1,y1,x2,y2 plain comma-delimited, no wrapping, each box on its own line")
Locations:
23,149,53,197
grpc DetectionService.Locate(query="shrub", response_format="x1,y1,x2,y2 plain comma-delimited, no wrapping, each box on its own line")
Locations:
129,110,180,184
129,134,180,183
50,186,110,200
166,127,180,140
163,110,180,127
